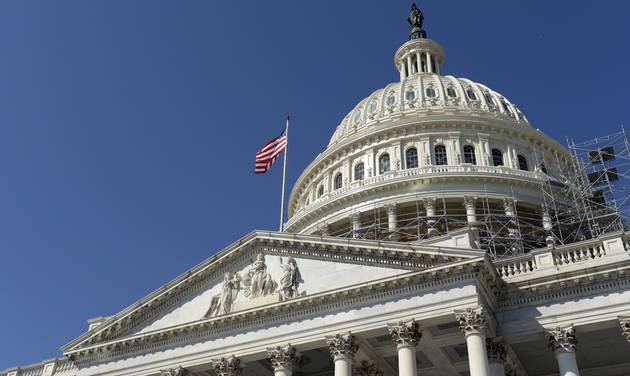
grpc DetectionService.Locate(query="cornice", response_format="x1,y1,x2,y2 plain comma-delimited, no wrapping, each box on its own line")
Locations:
65,257,492,367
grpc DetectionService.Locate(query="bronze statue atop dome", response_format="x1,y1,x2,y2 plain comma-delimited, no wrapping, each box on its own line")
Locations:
408,3,427,40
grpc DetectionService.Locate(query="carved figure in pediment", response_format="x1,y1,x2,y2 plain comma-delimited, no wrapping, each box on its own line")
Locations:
205,271,241,317
243,253,277,298
278,256,303,300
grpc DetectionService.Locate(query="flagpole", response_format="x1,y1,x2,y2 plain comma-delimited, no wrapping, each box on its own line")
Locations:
279,116,289,232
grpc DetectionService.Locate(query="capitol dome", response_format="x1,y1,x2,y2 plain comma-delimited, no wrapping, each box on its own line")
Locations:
285,15,576,258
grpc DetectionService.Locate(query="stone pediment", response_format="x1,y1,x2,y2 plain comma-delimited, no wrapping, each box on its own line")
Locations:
61,230,484,361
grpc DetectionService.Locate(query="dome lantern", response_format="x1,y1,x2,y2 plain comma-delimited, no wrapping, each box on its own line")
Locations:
395,4,445,80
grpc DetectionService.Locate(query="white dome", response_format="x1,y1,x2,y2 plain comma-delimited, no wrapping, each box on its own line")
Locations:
329,73,529,147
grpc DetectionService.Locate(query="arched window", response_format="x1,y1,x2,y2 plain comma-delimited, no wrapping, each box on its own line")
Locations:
379,153,390,174
518,155,529,171
484,94,494,105
354,163,365,181
405,90,416,101
426,88,436,98
466,89,477,100
540,163,548,174
446,87,457,97
463,145,477,165
434,145,448,165
334,173,343,190
491,149,504,166
406,148,418,169
317,185,324,198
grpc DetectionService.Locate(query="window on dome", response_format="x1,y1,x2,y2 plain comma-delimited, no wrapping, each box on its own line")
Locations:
485,94,494,105
334,173,343,190
353,110,362,123
406,90,416,101
466,89,477,100
386,95,396,106
518,155,529,171
379,153,390,174
463,145,477,165
426,88,436,97
491,149,504,166
540,163,548,174
354,163,365,181
406,148,418,169
434,145,448,165
446,87,457,97
368,101,378,113
317,185,324,198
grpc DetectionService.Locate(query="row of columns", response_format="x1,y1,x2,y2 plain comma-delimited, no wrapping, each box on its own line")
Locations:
346,196,515,239
159,316,630,376
399,50,440,80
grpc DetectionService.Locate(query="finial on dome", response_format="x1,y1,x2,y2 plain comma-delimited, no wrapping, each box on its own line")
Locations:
407,3,427,40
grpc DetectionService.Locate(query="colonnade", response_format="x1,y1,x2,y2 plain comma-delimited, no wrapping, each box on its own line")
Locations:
398,49,440,80
158,315,630,376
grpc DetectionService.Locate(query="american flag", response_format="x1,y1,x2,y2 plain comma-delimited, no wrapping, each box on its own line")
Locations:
255,130,288,174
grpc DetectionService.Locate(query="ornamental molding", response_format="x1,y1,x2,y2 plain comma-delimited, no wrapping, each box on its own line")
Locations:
546,325,577,353
211,356,243,376
326,332,359,359
267,344,300,371
387,319,422,347
64,258,491,366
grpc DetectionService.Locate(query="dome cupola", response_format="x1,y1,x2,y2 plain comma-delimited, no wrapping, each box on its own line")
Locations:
395,4,444,79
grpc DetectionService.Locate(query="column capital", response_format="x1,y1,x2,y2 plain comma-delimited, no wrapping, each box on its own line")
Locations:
385,203,397,216
159,367,187,376
454,306,488,336
619,317,630,343
349,212,361,223
546,325,577,354
387,319,422,348
422,197,436,210
211,356,243,376
320,222,330,236
463,196,477,209
486,338,507,364
353,360,384,376
326,332,359,360
267,344,299,372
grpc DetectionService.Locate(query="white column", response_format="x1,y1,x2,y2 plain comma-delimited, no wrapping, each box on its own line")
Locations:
388,320,422,376
350,212,361,238
455,307,492,376
386,204,399,241
326,333,358,376
211,356,243,376
464,196,477,225
407,54,413,76
399,63,405,81
486,339,507,376
547,326,580,376
426,51,433,73
415,51,422,73
268,344,299,376
435,55,441,75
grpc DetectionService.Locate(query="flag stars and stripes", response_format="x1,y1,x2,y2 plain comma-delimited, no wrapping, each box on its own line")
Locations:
255,132,287,174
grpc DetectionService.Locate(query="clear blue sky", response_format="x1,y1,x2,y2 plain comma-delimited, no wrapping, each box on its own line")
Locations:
0,0,628,369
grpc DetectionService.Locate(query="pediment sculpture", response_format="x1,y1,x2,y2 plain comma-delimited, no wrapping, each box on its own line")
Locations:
205,253,304,318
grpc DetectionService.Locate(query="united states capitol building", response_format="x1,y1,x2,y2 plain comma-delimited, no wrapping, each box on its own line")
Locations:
4,4,630,376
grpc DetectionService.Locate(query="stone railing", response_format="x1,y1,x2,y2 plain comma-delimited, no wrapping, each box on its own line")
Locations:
289,164,549,226
494,232,630,280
